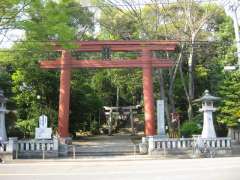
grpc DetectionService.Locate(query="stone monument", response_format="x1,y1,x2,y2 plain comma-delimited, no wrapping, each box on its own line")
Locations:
156,100,167,137
0,89,8,141
194,90,220,138
35,115,52,139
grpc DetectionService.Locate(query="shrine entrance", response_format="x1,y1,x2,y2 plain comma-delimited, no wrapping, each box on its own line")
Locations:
103,105,141,136
40,40,177,138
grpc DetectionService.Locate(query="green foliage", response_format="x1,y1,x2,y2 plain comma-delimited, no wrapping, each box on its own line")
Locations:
0,0,21,30
69,70,103,133
90,121,100,135
0,66,12,97
180,121,201,138
17,0,93,48
15,118,37,138
211,10,240,128
97,6,139,40
217,72,240,127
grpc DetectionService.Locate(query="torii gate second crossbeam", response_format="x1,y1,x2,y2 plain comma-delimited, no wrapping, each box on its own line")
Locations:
40,40,177,138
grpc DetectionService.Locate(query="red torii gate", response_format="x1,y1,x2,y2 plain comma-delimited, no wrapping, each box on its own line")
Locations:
40,40,177,138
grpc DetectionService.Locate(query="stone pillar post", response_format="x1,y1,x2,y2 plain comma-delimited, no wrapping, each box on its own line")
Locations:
142,49,155,136
53,136,59,151
202,110,216,138
0,112,7,141
157,100,166,137
58,50,71,138
7,137,18,153
108,109,113,136
148,136,155,154
227,127,234,140
0,89,7,141
130,108,135,135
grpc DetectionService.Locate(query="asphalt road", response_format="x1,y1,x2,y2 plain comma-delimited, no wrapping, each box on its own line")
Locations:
0,157,240,180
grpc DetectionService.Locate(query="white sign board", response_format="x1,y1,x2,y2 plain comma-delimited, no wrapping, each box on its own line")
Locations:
35,115,52,139
39,115,48,128
157,100,165,136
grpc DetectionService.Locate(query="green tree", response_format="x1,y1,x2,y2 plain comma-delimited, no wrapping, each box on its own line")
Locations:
218,72,240,127
2,0,95,137
0,0,27,42
209,13,239,128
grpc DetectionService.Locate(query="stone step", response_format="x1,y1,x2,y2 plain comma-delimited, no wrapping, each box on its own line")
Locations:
68,151,137,157
67,145,139,157
68,134,139,156
68,145,138,154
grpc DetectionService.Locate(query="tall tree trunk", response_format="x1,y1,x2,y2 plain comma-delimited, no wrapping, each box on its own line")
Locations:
116,86,119,107
179,55,190,111
168,44,185,114
168,69,175,113
188,35,196,121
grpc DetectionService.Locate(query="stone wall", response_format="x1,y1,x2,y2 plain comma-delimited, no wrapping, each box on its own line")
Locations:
0,137,59,160
228,127,240,143
140,136,232,157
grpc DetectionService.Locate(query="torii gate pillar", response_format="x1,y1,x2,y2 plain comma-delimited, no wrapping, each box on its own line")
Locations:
142,49,155,136
58,50,71,137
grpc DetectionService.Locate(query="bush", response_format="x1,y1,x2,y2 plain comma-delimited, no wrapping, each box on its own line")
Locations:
180,121,201,138
90,121,100,135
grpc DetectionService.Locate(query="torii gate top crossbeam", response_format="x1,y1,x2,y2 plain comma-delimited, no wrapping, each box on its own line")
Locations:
40,40,178,69
53,40,178,51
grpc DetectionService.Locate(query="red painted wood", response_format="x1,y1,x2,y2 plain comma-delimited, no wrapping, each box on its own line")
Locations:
74,40,177,45
53,40,177,46
141,49,156,136
54,41,176,52
40,59,174,69
58,51,71,138
60,45,176,52
53,40,177,52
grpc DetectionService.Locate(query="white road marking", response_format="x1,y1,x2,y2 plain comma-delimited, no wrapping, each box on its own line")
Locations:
3,157,240,166
0,164,240,176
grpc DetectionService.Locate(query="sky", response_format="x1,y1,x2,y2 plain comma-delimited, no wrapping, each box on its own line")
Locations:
0,0,239,49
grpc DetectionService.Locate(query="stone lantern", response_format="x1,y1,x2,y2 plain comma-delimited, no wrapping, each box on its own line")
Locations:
0,89,8,141
194,90,220,138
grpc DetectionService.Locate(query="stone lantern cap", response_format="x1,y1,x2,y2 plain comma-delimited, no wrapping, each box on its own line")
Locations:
194,90,220,102
0,89,8,103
